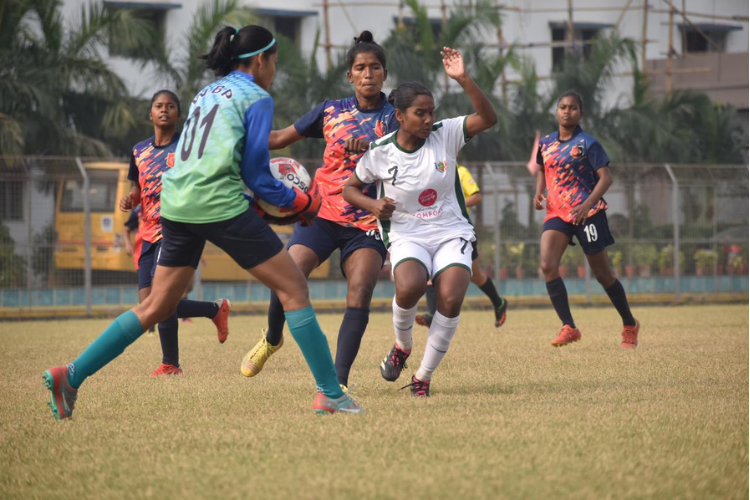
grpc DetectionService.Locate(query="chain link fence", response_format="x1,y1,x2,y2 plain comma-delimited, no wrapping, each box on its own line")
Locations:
1,157,747,317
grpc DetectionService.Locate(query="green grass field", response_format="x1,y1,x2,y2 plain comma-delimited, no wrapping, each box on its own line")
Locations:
0,304,747,499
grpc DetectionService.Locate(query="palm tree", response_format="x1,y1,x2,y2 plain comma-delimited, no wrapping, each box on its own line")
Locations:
0,0,153,156
149,0,255,108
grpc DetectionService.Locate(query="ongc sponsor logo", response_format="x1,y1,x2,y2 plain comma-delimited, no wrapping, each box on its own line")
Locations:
418,189,437,207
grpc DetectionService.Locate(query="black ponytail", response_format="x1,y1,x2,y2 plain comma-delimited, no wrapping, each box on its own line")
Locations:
346,30,387,70
388,81,432,111
201,25,278,77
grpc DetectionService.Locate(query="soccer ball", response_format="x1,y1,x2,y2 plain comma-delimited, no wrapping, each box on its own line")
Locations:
252,157,319,225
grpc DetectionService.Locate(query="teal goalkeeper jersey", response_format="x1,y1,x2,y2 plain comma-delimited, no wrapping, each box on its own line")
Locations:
162,71,294,223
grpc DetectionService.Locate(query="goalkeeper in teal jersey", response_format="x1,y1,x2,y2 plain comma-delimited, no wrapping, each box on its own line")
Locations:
43,24,363,419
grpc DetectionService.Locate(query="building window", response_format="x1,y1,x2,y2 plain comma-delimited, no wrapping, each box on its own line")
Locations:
108,8,166,58
550,22,611,72
681,26,731,53
273,16,301,45
0,181,23,221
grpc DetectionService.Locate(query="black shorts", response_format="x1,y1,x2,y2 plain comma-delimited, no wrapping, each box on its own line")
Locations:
137,241,159,290
287,218,387,276
158,208,284,270
542,210,615,255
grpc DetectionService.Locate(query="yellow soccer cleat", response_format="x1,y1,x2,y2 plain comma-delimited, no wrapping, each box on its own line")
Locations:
240,330,283,377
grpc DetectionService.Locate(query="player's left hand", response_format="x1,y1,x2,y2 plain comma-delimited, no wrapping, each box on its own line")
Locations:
441,47,466,80
343,138,370,153
569,202,592,225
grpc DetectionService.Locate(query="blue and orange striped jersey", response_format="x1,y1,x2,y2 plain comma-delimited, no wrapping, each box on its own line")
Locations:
128,134,179,243
294,94,397,231
536,126,610,224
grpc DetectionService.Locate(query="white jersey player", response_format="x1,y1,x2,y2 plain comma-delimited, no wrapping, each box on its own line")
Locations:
344,47,497,397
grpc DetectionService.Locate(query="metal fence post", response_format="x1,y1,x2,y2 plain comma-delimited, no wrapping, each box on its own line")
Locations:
664,163,680,301
75,158,92,316
194,262,204,301
487,162,501,284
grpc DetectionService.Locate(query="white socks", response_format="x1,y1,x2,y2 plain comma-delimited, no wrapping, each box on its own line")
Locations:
392,297,417,351
415,311,460,381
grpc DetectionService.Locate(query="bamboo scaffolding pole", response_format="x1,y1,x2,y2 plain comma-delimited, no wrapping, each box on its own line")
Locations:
502,66,712,84
442,0,448,93
312,2,646,13
323,0,331,70
615,0,634,29
666,0,674,94
650,9,748,23
641,0,648,69
566,0,575,56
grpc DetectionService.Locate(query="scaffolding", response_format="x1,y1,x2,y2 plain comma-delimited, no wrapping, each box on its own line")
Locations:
314,1,748,96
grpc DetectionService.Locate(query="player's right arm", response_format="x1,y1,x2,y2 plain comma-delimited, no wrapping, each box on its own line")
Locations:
268,125,304,150
121,154,141,211
343,147,396,219
343,175,396,220
533,145,546,210
122,209,138,256
241,97,314,215
268,101,327,150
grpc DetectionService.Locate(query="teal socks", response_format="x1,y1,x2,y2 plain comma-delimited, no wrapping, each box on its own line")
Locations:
67,310,144,388
285,306,344,399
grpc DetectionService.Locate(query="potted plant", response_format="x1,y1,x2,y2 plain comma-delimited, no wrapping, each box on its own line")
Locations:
559,248,579,278
658,245,684,276
632,244,657,277
728,254,744,276
506,243,526,279
610,250,623,278
694,249,717,276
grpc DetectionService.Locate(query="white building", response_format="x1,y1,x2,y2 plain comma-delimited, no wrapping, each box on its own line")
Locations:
58,0,748,112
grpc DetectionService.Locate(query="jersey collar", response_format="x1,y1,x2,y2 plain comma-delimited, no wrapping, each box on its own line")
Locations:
353,92,388,113
556,125,583,143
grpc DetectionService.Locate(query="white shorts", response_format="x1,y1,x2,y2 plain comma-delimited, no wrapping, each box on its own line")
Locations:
390,237,473,280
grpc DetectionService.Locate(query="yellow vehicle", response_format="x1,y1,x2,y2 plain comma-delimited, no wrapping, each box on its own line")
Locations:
54,161,330,280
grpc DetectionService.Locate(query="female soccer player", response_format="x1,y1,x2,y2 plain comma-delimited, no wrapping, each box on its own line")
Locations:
534,91,639,348
416,163,508,329
119,90,231,376
43,25,362,419
241,30,397,391
343,47,497,397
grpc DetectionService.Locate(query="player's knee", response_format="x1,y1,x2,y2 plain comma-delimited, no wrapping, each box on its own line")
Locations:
139,298,177,325
539,260,558,278
438,295,464,317
395,283,424,309
276,286,310,311
346,282,375,308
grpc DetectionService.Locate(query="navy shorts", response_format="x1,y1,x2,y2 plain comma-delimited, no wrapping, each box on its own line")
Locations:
137,241,159,289
287,218,387,276
158,208,284,270
542,210,615,255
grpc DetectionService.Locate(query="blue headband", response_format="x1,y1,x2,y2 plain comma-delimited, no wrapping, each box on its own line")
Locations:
235,38,276,60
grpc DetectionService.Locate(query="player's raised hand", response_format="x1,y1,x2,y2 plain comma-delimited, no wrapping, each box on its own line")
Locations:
343,138,370,153
119,195,133,212
370,197,397,220
440,47,466,81
533,192,546,210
